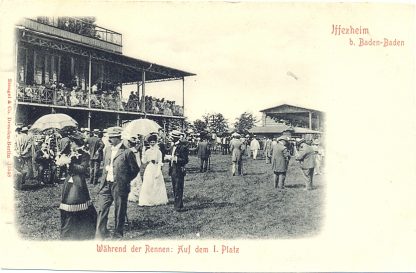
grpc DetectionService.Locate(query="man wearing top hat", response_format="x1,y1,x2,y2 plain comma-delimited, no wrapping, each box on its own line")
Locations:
165,130,189,211
95,127,139,239
87,129,104,185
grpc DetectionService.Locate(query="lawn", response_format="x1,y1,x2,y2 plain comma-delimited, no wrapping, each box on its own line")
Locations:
15,151,324,240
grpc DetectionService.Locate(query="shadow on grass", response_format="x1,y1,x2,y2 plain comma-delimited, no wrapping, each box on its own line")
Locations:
185,201,234,211
19,183,45,191
128,218,167,231
244,171,269,176
285,184,306,189
207,169,228,173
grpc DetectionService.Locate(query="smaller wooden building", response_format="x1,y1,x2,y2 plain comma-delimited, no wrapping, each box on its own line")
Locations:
249,104,324,139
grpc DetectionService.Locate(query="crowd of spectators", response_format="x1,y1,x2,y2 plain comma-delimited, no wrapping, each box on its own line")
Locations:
17,81,184,116
274,118,309,129
126,91,183,116
36,17,99,40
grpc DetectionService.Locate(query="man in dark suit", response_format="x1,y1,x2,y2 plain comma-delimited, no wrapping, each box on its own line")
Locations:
87,129,104,185
95,127,139,239
197,137,210,172
165,130,189,212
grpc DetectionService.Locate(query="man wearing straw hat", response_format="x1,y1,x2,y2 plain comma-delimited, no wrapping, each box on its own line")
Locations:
165,130,189,212
95,126,140,239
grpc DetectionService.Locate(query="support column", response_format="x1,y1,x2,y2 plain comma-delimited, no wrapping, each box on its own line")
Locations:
141,70,146,118
317,114,320,131
57,56,61,84
88,55,92,131
137,81,140,112
308,111,312,130
88,112,91,131
182,77,185,116
116,114,120,127
182,77,185,130
33,51,37,86
163,119,166,142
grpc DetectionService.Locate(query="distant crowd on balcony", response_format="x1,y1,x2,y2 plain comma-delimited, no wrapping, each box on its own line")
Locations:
273,118,324,131
17,79,184,117
36,17,99,40
126,91,183,116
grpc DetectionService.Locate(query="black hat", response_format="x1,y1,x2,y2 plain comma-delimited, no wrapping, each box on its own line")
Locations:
146,134,158,142
68,132,84,146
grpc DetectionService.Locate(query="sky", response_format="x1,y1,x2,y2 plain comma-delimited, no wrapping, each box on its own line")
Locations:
95,3,331,124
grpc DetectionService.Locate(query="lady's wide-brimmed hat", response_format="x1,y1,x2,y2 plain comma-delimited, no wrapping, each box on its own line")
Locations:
146,134,158,143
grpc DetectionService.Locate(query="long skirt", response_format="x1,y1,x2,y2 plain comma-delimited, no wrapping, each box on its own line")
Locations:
139,163,168,206
128,173,143,203
60,205,97,240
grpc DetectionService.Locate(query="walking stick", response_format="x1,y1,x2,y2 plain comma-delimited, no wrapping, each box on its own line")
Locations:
208,155,211,170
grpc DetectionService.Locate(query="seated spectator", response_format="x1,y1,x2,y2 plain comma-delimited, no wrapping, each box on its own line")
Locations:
17,84,25,98
90,92,99,108
101,91,110,109
113,91,124,111
56,89,66,106
69,87,79,106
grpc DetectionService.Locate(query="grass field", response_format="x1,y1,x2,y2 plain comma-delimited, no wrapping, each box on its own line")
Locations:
15,151,324,240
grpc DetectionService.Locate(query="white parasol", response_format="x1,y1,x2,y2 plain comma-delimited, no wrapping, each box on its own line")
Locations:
30,113,78,133
121,118,161,139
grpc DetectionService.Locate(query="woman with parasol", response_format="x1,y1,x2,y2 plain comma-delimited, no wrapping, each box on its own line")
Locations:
127,135,143,203
56,131,97,240
138,134,168,206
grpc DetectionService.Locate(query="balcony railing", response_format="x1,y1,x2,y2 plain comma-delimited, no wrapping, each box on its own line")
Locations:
21,17,123,53
16,84,184,117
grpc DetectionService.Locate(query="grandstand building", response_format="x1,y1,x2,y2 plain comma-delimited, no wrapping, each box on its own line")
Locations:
249,104,324,138
15,17,195,130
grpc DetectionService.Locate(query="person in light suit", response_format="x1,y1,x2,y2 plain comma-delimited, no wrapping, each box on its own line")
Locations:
295,139,316,190
95,127,139,239
250,136,260,160
230,133,244,176
271,136,291,189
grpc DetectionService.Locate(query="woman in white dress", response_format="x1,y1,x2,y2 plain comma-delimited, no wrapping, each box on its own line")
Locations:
139,134,168,206
127,136,142,202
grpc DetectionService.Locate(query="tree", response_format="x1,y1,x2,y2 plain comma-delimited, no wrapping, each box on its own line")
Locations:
202,113,229,135
166,117,191,133
234,112,257,135
192,119,208,135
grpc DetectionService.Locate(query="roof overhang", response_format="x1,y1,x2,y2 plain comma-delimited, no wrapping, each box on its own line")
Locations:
249,125,321,134
17,26,196,83
260,104,323,114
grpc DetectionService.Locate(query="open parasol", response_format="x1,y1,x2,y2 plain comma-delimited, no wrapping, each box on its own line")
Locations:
30,113,78,133
121,118,161,139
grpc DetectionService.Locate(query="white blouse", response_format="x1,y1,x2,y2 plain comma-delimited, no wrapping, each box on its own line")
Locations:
142,146,163,166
